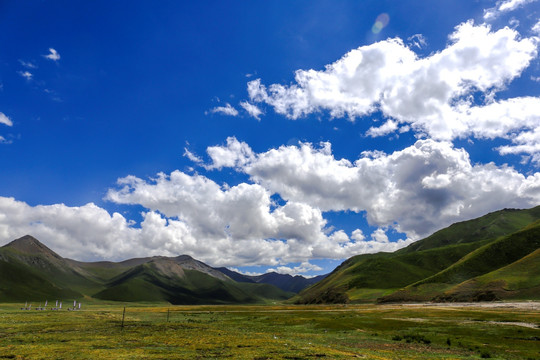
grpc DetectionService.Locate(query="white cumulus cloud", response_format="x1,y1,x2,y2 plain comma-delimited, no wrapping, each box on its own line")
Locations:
245,21,540,158
6,135,537,270
0,164,420,269
484,0,538,20
0,197,140,261
366,119,399,137
103,170,389,266
267,262,323,275
204,136,256,170
532,19,540,35
351,229,365,242
202,137,540,239
371,228,389,243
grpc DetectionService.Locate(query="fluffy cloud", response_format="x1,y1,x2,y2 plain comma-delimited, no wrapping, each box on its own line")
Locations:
43,48,60,61
371,228,389,243
245,21,540,158
103,171,390,265
204,136,255,170
498,127,540,164
203,137,540,239
6,135,537,269
533,19,540,35
209,103,239,116
0,112,13,127
0,197,140,261
0,163,419,269
484,0,538,20
366,119,399,137
0,195,283,266
239,101,263,120
267,262,323,275
351,229,365,242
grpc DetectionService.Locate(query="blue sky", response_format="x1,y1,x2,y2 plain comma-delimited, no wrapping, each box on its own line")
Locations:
1,0,540,276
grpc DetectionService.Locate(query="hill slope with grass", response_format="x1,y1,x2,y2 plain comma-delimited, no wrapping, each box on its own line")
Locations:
94,257,293,304
437,247,540,301
0,235,99,301
380,219,540,302
295,206,540,304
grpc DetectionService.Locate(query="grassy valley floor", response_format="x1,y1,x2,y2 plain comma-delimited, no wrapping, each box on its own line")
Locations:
0,302,539,359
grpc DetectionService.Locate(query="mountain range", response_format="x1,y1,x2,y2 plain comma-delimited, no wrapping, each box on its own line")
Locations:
295,206,540,304
216,267,326,293
2,205,540,304
0,236,320,304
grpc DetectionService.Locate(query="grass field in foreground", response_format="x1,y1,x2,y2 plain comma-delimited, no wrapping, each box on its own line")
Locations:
0,303,539,359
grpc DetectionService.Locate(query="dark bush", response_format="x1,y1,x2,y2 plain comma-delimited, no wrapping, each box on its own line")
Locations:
403,333,431,345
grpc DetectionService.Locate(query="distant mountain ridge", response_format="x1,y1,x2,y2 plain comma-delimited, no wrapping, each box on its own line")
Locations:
0,236,297,304
214,267,327,293
295,205,540,304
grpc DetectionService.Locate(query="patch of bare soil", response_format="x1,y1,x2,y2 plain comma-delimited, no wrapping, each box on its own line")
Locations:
387,301,540,311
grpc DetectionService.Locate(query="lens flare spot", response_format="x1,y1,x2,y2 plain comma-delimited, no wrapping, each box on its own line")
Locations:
372,13,390,34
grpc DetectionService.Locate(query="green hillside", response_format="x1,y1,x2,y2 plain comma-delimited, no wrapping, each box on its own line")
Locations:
0,257,81,302
93,259,293,304
0,237,97,301
0,236,293,304
296,206,540,304
398,206,540,253
380,220,540,302
435,245,540,301
294,241,488,304
423,219,540,285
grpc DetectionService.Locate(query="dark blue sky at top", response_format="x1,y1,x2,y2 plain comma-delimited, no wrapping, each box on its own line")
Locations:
1,0,539,273
1,0,492,203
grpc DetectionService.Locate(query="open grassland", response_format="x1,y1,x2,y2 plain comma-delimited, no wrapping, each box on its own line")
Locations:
0,302,539,359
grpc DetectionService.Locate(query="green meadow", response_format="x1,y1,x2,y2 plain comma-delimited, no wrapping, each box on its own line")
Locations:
1,302,539,359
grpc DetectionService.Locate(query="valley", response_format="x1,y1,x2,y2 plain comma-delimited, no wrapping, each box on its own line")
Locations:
1,302,538,359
